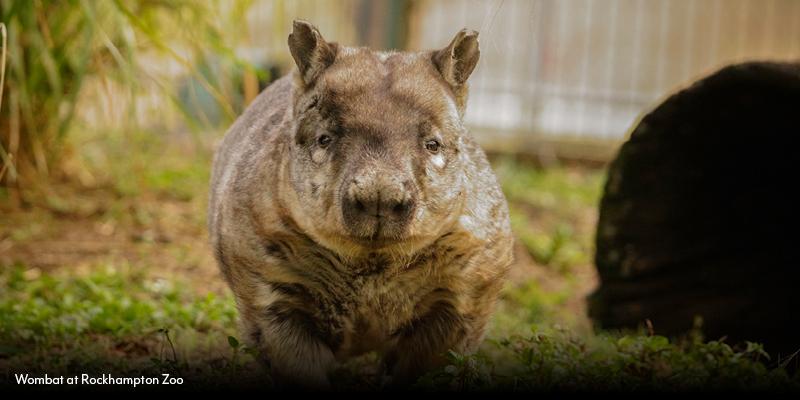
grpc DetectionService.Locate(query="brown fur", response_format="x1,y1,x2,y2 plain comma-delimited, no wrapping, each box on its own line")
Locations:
207,20,513,390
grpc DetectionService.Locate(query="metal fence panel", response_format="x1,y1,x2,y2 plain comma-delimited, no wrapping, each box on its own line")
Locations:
406,0,800,155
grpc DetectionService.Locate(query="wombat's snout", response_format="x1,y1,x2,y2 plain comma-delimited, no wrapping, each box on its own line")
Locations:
341,168,418,239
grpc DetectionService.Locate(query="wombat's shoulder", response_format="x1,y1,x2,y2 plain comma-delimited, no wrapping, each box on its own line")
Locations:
207,75,294,240
211,74,293,171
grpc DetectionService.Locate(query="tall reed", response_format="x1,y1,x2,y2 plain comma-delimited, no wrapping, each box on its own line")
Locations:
0,0,256,191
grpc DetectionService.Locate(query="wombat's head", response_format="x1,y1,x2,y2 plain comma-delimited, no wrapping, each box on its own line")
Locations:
284,20,481,256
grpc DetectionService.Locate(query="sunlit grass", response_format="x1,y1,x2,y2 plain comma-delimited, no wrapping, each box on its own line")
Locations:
494,156,605,272
0,262,237,351
0,261,248,390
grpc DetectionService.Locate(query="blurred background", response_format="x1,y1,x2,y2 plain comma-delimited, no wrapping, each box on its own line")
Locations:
1,0,800,382
3,0,800,186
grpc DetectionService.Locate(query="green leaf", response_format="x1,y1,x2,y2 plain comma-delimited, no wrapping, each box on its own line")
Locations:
243,347,259,356
441,349,464,364
521,347,535,366
486,339,502,349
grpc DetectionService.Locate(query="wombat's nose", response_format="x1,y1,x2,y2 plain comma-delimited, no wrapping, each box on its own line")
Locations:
342,173,417,235
351,191,414,220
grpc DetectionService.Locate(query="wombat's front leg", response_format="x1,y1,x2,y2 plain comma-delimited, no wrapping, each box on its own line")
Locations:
239,303,335,390
382,300,474,389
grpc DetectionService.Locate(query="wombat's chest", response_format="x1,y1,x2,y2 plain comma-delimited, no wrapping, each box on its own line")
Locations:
323,255,448,317
310,250,471,357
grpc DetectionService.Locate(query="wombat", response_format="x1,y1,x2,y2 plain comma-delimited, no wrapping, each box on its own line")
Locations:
207,20,513,390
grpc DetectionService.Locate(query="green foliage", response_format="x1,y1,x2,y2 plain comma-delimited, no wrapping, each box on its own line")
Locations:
413,350,495,391
1,0,91,181
413,326,798,392
494,157,605,271
0,0,256,187
138,327,192,383
214,336,259,378
490,281,569,337
0,263,237,347
128,329,261,390
2,257,797,391
495,157,604,209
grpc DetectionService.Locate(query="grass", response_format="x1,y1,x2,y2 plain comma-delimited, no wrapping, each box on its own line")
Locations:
0,263,236,345
1,145,798,392
0,262,241,384
494,155,604,272
415,327,786,392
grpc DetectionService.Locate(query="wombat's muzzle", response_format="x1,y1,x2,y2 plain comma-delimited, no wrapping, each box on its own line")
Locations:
340,167,418,241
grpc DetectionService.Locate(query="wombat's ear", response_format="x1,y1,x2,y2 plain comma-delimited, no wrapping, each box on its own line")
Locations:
288,20,338,86
432,29,480,87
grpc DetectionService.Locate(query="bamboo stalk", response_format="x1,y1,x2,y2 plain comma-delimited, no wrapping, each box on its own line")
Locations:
0,22,14,183
0,22,6,112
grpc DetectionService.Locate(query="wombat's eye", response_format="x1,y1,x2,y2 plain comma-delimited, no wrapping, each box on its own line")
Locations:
425,140,440,153
318,135,332,147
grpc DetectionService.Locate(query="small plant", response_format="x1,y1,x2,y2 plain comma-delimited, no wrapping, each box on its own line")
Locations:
412,350,495,391
141,327,190,381
215,335,259,380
